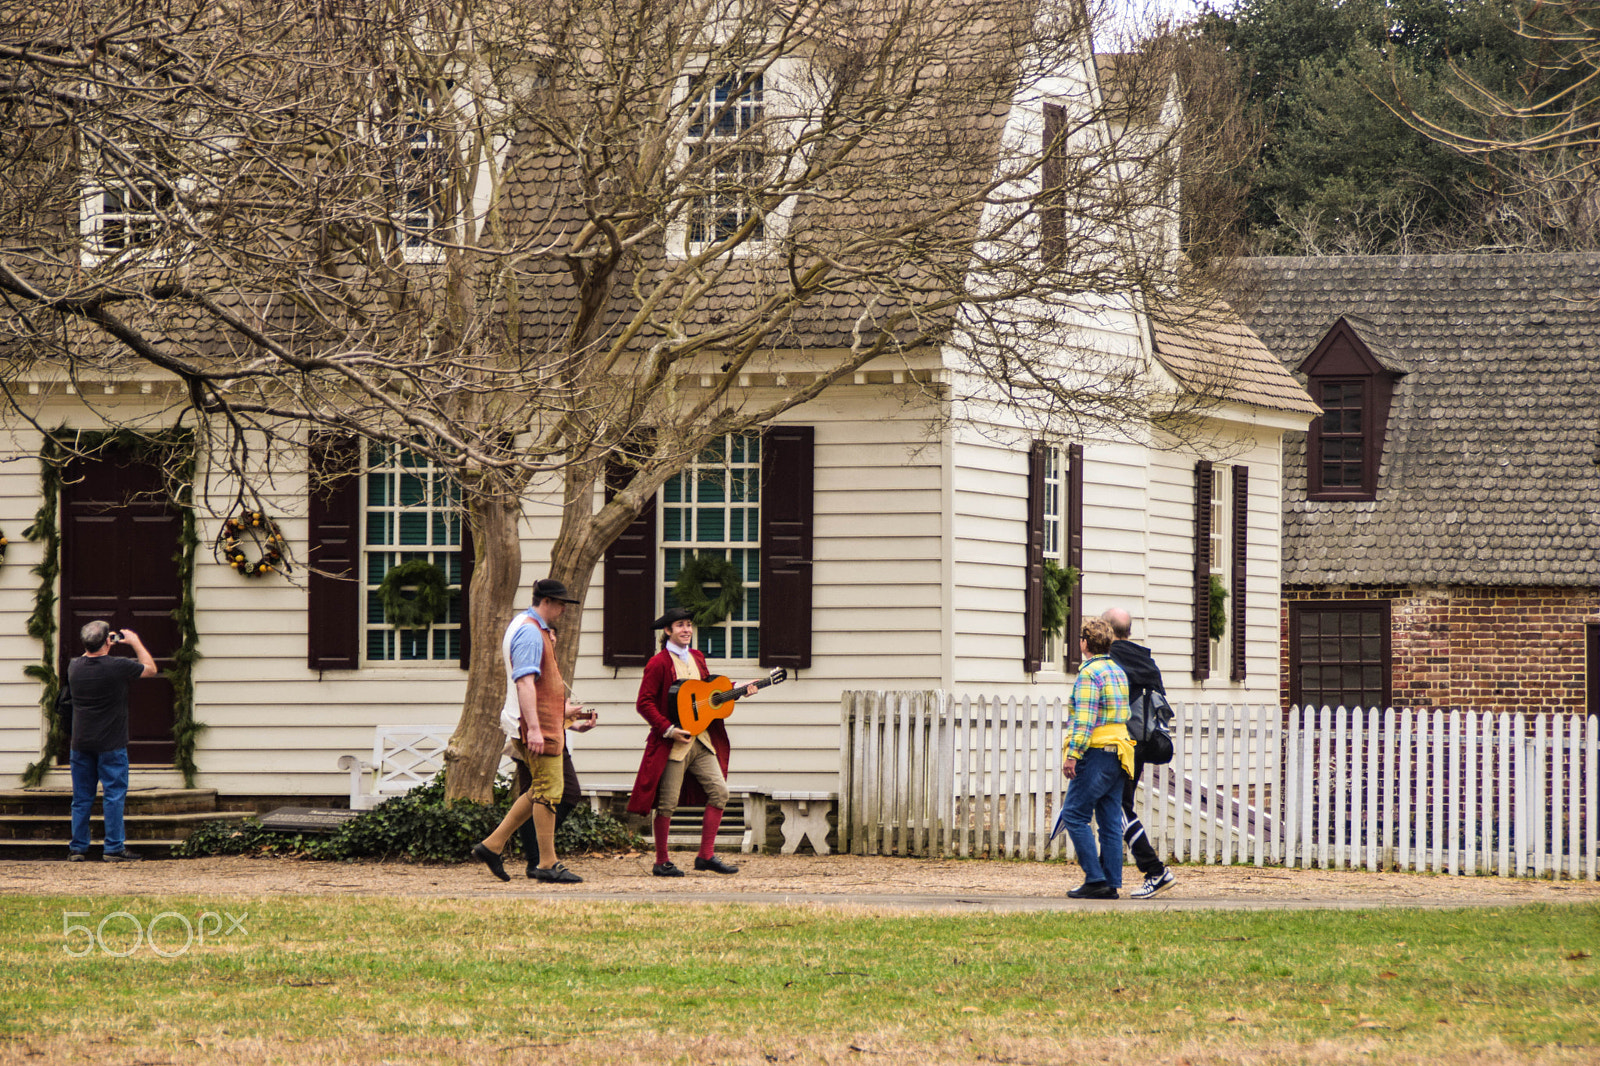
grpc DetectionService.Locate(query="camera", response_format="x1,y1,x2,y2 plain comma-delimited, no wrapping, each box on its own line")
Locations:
108,631,124,644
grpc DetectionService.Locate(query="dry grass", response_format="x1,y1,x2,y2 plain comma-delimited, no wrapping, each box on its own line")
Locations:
0,891,1595,1065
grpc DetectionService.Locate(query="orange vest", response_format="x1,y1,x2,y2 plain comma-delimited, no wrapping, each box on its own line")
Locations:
524,622,565,757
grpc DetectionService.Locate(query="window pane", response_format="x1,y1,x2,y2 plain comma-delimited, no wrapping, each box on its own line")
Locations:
660,433,760,659
363,445,464,663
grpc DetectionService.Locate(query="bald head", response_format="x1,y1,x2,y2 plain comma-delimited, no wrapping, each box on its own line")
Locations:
1101,607,1132,640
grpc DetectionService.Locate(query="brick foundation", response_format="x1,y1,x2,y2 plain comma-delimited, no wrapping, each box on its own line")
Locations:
1281,585,1600,713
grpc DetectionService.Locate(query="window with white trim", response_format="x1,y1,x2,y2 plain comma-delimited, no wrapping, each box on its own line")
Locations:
1209,467,1228,677
1042,446,1067,669
383,80,456,263
80,142,181,261
660,433,761,661
363,443,464,662
686,71,767,246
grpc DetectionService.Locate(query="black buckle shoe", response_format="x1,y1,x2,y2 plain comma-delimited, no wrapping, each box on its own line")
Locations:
694,855,739,875
652,862,685,878
472,843,510,882
530,863,583,884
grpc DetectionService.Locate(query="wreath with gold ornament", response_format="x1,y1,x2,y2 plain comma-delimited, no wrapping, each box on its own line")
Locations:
214,507,291,577
0,526,7,563
672,551,745,628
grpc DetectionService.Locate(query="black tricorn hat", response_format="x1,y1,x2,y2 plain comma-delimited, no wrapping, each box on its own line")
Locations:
651,606,693,630
532,578,580,604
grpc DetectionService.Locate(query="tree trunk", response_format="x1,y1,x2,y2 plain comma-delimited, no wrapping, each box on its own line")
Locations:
443,491,522,803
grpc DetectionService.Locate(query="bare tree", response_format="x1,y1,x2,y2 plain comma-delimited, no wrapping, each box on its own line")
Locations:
1390,0,1600,248
1,0,1249,800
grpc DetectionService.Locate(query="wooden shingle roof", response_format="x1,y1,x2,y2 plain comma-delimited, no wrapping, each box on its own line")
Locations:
1150,298,1320,416
1237,253,1600,587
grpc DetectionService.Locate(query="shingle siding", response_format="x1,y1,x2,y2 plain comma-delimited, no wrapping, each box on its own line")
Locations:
1238,253,1600,588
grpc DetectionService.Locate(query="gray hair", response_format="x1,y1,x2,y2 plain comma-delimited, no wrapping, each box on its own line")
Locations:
81,620,112,652
1100,606,1133,640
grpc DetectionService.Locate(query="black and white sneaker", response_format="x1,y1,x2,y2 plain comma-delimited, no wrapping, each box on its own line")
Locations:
1130,869,1175,899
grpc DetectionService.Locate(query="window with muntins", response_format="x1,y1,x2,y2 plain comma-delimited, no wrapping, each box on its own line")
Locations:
384,81,455,262
1316,380,1367,490
363,443,464,662
1290,601,1390,711
81,144,179,260
687,72,766,244
661,433,761,660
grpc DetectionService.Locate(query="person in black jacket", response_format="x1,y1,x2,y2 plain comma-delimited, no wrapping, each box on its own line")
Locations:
1102,607,1176,899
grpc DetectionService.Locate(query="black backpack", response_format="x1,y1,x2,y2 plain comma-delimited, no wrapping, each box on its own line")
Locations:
1127,687,1174,765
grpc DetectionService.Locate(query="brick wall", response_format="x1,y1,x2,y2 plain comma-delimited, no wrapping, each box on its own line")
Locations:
1280,585,1600,714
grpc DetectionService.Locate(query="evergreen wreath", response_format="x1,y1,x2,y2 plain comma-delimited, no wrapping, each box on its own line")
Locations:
1208,573,1228,643
1040,559,1080,644
378,559,450,629
215,506,290,576
672,552,745,628
0,526,8,563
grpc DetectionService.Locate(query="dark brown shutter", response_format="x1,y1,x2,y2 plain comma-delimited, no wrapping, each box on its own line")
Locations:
458,521,474,670
1230,465,1248,682
1040,103,1066,265
1023,440,1046,673
602,450,657,668
1192,459,1213,681
308,436,362,671
1065,442,1084,673
1587,623,1600,719
760,425,814,670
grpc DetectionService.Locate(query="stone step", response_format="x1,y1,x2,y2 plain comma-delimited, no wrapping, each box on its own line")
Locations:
0,838,189,861
0,787,222,817
0,810,255,842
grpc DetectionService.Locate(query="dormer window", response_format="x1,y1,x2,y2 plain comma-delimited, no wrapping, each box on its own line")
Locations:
686,71,767,246
1312,379,1369,494
1300,317,1407,503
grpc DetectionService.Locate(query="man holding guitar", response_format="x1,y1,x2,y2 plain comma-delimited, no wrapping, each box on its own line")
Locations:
627,607,779,877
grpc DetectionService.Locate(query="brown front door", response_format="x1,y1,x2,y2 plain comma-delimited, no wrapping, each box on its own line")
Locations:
58,442,182,764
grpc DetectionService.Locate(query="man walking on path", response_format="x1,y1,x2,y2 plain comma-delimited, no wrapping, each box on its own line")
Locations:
472,578,589,885
1102,607,1177,899
67,621,157,862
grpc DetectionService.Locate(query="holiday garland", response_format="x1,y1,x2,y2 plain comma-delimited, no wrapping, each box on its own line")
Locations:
22,430,204,787
378,559,450,629
214,505,291,576
1208,573,1228,644
1040,559,1080,645
21,436,64,785
673,552,745,628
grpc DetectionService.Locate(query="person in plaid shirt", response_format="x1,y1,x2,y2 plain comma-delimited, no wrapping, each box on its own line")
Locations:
1060,616,1134,899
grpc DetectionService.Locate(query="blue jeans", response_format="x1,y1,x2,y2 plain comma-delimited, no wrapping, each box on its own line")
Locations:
70,748,130,855
1062,746,1126,888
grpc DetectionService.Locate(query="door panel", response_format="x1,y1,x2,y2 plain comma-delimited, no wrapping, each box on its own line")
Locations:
59,443,182,765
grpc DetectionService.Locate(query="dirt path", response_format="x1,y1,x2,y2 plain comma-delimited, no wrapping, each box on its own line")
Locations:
4,853,1597,910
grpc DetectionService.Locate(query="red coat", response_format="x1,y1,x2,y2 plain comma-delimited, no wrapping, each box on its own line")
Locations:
626,647,732,815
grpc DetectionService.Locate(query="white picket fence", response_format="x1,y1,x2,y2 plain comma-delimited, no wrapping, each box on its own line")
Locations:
837,692,1599,879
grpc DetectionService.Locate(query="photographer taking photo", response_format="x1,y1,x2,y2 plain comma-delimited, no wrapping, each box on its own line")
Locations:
66,621,157,862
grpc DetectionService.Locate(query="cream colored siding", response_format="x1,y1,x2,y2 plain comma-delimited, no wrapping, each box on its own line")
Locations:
543,389,950,796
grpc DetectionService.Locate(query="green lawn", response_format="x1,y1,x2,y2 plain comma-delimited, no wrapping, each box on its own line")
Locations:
1,896,1595,1064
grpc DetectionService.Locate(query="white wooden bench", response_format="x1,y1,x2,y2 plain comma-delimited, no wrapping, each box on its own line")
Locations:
770,791,836,854
580,786,769,854
338,725,513,810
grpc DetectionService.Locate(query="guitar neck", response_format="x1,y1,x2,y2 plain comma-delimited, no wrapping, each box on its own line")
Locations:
709,674,779,708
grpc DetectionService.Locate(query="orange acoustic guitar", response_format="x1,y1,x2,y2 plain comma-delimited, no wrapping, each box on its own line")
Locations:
667,667,787,738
